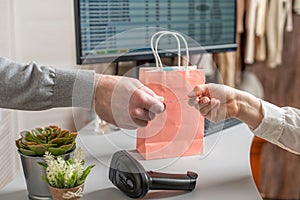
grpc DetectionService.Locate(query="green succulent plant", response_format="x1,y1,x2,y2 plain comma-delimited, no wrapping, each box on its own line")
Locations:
15,125,77,156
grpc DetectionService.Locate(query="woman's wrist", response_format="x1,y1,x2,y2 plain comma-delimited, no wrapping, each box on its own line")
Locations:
235,91,263,130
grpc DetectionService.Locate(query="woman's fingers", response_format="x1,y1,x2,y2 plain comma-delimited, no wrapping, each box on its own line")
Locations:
197,98,221,121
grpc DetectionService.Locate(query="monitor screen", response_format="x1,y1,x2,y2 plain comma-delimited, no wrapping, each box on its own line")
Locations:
74,0,236,64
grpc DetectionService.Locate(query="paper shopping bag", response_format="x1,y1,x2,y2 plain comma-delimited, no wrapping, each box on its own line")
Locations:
136,31,205,160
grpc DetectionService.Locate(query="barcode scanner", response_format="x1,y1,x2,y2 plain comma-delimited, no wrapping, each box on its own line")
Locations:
109,150,198,198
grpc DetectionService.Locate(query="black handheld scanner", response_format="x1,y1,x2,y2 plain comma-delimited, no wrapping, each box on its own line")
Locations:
109,150,198,198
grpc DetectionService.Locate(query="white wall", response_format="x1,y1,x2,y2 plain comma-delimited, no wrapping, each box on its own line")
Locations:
0,0,82,131
13,0,77,66
0,0,13,57
0,1,21,186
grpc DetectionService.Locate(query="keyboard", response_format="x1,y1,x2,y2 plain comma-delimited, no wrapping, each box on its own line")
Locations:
204,118,242,137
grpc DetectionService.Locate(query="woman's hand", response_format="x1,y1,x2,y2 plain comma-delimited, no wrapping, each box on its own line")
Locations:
188,83,263,130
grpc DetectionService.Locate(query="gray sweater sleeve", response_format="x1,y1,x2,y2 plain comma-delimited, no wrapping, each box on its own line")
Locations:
0,57,95,110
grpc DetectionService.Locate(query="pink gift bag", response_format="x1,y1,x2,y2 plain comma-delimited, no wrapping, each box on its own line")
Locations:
136,31,205,160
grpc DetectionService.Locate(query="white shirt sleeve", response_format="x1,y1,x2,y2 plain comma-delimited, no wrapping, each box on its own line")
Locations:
253,100,300,154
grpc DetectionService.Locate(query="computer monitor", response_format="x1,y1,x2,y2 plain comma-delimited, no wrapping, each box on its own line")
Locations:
74,0,236,65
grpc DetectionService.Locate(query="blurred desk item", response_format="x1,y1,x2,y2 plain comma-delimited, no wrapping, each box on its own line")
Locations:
0,122,262,200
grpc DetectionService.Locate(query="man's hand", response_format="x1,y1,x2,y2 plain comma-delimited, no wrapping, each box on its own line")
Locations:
94,74,165,129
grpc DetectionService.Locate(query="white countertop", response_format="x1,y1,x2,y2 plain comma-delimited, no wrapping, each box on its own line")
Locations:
0,122,262,200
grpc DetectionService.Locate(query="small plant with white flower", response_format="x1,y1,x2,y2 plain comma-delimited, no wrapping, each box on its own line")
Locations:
39,147,95,189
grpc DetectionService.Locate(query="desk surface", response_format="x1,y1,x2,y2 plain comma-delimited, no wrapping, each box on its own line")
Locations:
0,122,262,200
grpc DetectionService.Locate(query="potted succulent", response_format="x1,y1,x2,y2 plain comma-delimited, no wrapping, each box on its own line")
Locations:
39,147,95,200
15,125,77,200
